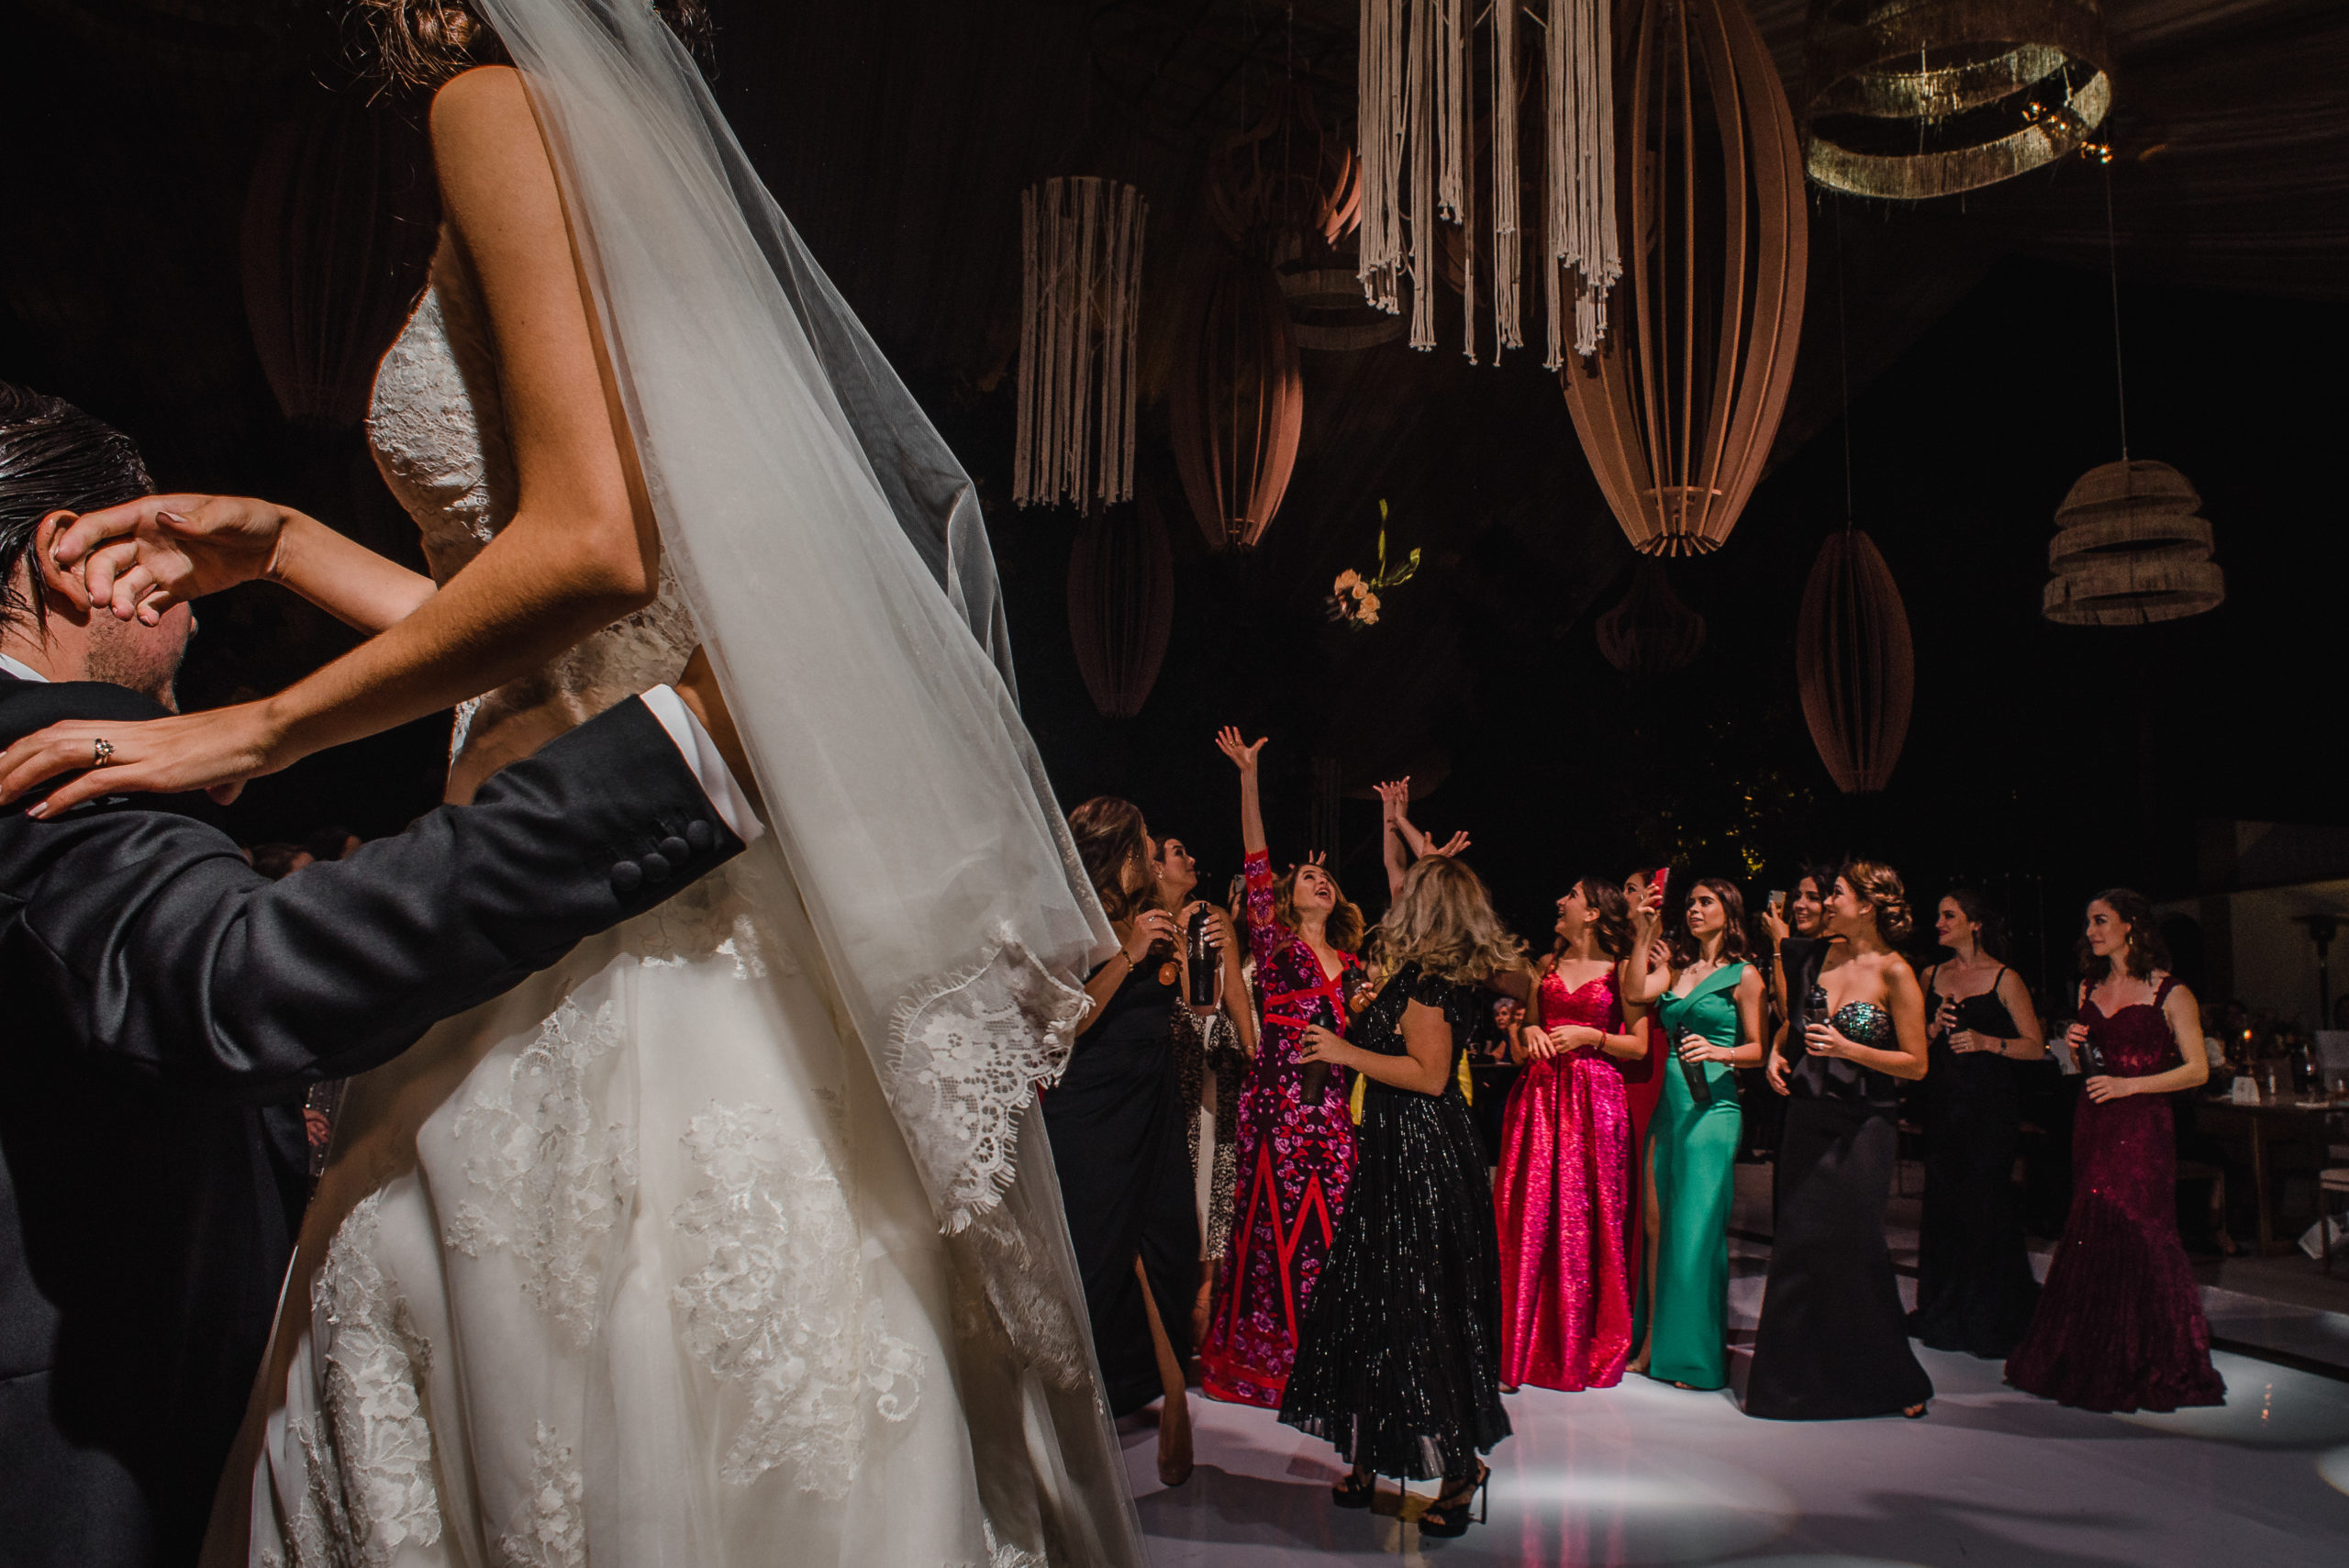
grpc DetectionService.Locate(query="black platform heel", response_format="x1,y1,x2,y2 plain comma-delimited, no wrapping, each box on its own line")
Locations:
1331,1470,1378,1509
1416,1462,1489,1538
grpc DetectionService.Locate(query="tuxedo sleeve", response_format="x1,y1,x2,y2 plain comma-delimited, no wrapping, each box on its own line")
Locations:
0,695,749,1101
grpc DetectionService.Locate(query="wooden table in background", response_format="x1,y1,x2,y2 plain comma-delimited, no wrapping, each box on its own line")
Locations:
2199,1097,2343,1254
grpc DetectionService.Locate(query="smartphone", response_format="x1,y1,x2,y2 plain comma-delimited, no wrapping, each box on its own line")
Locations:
1767,889,1787,911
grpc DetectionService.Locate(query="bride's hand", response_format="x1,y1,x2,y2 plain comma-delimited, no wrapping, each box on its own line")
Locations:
49,495,295,625
0,699,287,817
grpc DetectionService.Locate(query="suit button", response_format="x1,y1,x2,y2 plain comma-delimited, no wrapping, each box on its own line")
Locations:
611,860,644,894
640,851,673,882
685,820,715,851
660,835,690,863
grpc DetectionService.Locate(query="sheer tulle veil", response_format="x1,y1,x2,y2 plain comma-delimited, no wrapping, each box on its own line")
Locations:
467,0,1138,1552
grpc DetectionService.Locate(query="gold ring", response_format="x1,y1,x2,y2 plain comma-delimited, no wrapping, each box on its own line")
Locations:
92,738,114,767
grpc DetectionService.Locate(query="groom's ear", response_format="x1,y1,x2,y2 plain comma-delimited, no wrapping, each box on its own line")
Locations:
33,511,94,616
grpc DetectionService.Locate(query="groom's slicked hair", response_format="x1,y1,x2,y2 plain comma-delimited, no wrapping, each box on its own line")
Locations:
0,379,152,632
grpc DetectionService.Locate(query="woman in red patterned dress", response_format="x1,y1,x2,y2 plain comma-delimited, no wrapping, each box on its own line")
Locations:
1197,727,1364,1408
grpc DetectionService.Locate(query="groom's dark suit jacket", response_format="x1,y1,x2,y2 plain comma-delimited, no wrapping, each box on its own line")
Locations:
0,674,749,1567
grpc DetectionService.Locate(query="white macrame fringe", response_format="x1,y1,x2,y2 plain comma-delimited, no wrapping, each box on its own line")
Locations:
1357,1,1616,362
1014,176,1145,509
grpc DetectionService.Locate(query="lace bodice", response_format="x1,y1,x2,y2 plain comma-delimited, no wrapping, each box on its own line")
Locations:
368,229,699,780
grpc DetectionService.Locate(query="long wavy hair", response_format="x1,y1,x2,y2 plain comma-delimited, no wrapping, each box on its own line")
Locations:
1374,855,1525,986
357,0,715,89
1273,863,1365,953
1068,795,1151,925
1557,874,1632,961
1667,876,1753,967
1840,859,1914,945
2078,887,2168,982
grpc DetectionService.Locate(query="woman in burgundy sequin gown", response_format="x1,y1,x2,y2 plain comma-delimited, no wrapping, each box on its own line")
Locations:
1198,728,1363,1408
1492,876,1649,1391
2006,890,2224,1414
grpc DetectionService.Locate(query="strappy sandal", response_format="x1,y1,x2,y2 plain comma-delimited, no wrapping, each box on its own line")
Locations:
1416,1462,1489,1538
1331,1470,1378,1509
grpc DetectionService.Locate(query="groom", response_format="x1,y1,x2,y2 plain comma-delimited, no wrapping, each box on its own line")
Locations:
0,382,763,1566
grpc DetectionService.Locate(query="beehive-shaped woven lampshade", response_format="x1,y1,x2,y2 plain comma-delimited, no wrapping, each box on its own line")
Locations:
2041,459,2224,626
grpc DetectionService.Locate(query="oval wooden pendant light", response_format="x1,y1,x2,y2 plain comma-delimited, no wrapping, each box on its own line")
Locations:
1067,495,1175,719
1596,557,1707,677
1797,528,1913,795
1169,251,1305,553
1560,0,1808,557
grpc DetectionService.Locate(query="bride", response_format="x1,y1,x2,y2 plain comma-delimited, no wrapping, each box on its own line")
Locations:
35,3,1145,1564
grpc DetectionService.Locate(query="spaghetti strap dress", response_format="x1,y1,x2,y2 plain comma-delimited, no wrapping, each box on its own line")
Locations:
2005,977,2225,1412
1635,962,1746,1390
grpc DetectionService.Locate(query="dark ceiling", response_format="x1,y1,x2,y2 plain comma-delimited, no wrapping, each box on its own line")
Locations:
4,0,2344,998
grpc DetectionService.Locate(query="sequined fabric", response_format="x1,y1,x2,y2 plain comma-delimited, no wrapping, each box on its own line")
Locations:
1745,1002,1933,1420
1198,851,1360,1407
1493,969,1633,1391
2006,978,2226,1413
1277,963,1510,1480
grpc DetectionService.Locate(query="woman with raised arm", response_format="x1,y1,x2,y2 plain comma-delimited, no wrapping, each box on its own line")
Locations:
2006,891,2224,1412
1910,890,2045,1359
1280,856,1520,1539
1493,875,1648,1392
1150,831,1254,1350
1622,878,1765,1390
13,5,1144,1562
1197,728,1364,1409
1746,862,1935,1420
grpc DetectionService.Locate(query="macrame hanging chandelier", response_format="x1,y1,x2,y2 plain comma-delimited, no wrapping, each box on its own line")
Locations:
1802,0,2113,201
1357,0,1621,364
1014,176,1146,511
1560,0,1808,556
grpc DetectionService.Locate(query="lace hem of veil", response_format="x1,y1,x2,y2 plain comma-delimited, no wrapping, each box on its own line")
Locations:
885,932,1090,1234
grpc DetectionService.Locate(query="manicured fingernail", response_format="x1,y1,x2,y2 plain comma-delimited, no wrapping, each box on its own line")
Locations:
157,510,190,526
25,801,48,820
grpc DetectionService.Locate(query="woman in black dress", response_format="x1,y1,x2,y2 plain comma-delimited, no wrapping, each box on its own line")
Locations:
1045,797,1247,1485
1748,860,1935,1420
1281,855,1520,1538
1911,890,2045,1357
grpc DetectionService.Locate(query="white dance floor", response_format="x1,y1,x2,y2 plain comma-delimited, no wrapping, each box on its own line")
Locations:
1126,1241,2349,1566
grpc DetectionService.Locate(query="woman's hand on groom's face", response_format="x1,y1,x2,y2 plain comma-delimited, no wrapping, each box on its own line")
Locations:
47,495,294,626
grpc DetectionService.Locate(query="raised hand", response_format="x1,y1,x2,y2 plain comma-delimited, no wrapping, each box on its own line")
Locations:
48,494,293,625
1430,829,1471,858
1373,778,1409,821
1213,726,1267,773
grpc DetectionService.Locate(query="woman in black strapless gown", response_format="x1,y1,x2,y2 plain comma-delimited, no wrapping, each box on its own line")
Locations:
1747,861,1935,1420
1911,890,2045,1358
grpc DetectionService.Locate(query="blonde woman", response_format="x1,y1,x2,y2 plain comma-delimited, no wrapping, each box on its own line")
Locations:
1280,856,1520,1539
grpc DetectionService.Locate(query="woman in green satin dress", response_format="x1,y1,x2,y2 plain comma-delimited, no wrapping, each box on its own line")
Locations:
1624,877,1767,1388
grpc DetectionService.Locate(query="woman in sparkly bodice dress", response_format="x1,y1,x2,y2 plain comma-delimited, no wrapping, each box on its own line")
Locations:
1198,728,1363,1408
2006,890,2224,1413
1492,876,1648,1391
1281,856,1518,1539
1747,862,1934,1421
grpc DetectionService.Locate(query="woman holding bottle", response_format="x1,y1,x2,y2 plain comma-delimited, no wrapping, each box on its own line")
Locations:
1624,878,1765,1389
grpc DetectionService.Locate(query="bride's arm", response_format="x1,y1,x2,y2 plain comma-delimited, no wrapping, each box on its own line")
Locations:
14,65,658,813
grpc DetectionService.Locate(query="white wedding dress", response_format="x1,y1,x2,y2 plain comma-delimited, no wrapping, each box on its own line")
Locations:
219,229,1139,1568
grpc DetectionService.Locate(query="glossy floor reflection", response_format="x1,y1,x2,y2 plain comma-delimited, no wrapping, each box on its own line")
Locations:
1130,1311,2349,1566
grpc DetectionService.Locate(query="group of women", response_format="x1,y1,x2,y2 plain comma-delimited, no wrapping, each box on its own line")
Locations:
1043,735,2232,1544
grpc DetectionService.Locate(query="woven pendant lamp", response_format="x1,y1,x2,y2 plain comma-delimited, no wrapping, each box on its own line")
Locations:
1802,0,2113,201
2042,460,2223,625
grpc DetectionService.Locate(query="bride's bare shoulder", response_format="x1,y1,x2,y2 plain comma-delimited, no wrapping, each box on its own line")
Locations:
428,64,538,170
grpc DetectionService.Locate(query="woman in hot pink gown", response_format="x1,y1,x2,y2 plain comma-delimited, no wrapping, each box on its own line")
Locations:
1493,876,1651,1391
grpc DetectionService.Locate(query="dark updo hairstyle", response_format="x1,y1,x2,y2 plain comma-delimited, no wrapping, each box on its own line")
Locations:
359,0,715,90
2078,887,2169,982
1940,886,2010,962
1839,859,1913,945
1068,795,1151,924
1558,874,1632,961
1668,876,1753,966
0,380,152,634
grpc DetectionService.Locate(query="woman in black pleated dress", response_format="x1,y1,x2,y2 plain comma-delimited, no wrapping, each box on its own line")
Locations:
1282,854,1519,1539
1910,890,2045,1358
